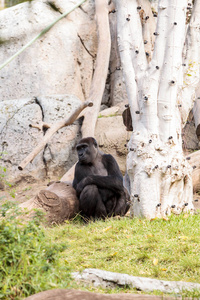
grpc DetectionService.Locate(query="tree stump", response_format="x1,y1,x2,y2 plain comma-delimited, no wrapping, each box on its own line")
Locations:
19,181,79,224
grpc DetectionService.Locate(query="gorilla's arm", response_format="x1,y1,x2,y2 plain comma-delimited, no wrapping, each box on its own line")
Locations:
72,162,91,190
76,154,124,195
77,175,123,194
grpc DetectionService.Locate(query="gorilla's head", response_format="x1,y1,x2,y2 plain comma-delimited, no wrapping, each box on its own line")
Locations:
76,137,98,164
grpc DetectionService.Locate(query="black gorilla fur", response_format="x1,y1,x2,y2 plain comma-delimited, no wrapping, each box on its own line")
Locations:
73,137,130,219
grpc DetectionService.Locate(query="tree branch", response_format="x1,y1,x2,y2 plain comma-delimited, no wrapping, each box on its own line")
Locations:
18,101,93,171
179,0,200,124
114,0,142,129
140,0,170,134
157,0,187,142
150,0,169,70
81,0,111,138
118,0,147,80
137,0,156,62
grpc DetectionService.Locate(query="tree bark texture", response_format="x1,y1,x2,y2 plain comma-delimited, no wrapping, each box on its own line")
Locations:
114,0,200,218
19,181,79,224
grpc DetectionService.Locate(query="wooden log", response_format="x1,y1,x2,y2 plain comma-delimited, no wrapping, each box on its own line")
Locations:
19,181,79,224
72,268,200,295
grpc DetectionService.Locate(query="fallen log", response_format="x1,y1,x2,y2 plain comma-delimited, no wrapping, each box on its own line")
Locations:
73,268,200,294
19,181,79,224
61,164,75,182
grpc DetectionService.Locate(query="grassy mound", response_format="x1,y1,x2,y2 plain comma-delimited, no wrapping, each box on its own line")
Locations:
0,202,200,299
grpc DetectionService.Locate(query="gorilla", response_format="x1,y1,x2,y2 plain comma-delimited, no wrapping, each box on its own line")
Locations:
73,137,130,220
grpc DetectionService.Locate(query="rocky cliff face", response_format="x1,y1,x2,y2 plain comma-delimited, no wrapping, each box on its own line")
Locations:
0,95,82,183
0,0,97,101
0,0,97,182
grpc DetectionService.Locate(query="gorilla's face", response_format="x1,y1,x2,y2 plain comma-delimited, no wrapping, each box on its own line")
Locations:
76,138,98,164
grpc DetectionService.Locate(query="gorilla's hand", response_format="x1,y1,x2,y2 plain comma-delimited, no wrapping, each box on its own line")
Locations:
76,177,92,196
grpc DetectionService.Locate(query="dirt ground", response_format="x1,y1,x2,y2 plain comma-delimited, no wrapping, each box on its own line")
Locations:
0,178,50,205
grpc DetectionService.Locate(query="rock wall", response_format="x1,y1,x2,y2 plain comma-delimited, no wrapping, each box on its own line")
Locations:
95,106,131,175
0,0,97,101
0,0,97,182
0,95,82,183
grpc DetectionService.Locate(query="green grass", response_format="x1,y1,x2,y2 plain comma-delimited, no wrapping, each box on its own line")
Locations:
0,202,200,299
51,214,200,282
0,202,71,299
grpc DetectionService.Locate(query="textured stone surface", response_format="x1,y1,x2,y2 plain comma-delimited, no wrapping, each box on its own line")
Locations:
0,94,81,182
182,111,200,151
95,107,132,175
0,0,96,101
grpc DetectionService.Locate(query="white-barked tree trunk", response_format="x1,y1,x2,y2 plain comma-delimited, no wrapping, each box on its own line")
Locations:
114,0,200,218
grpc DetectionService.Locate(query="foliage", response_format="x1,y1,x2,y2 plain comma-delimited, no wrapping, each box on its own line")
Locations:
0,155,7,184
0,155,15,199
0,202,71,299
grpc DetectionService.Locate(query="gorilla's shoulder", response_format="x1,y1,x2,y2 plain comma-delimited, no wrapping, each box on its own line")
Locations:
102,153,119,167
102,153,116,162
